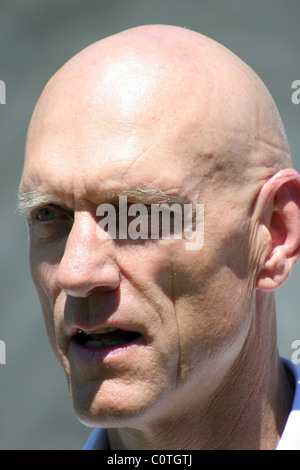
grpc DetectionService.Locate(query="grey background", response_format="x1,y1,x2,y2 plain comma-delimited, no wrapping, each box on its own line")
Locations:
0,0,299,450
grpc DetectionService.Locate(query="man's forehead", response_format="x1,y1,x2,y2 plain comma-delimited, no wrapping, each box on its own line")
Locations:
21,24,291,205
27,25,245,132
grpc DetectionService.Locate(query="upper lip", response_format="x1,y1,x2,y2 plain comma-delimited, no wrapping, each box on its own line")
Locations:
62,298,146,342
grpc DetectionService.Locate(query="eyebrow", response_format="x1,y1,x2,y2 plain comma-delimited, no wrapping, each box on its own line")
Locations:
17,190,60,215
17,186,187,215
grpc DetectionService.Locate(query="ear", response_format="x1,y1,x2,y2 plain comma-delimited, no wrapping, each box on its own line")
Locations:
256,169,300,291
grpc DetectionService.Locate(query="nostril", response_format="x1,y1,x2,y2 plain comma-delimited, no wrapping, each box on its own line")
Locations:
57,255,121,297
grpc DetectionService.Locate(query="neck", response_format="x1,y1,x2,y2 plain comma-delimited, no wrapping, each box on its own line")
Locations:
108,294,294,450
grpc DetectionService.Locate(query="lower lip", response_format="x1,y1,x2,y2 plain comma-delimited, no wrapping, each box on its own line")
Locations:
69,335,145,362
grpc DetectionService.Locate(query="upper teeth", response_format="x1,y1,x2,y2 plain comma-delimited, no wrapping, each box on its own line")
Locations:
79,327,119,335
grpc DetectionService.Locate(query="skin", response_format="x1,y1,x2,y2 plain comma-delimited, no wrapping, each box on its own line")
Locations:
19,25,300,449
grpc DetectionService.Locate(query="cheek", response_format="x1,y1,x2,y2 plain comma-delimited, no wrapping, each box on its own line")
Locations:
29,245,62,356
171,245,253,383
118,243,175,305
29,236,65,303
118,244,180,350
30,244,60,305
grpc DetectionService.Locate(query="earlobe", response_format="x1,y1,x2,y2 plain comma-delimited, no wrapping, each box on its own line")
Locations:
256,169,300,291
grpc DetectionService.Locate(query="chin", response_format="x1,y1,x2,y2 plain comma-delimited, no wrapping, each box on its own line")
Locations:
73,399,156,430
70,379,165,430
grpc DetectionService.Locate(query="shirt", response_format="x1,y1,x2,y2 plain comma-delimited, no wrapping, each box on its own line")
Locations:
276,358,300,450
83,358,300,450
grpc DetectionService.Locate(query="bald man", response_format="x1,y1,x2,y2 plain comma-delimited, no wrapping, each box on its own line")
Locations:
19,25,300,450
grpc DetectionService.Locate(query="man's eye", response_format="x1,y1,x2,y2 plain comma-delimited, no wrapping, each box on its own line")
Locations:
30,205,73,241
35,207,61,222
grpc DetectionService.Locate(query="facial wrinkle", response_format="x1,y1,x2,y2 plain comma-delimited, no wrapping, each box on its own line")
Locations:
170,253,183,388
254,138,292,167
121,139,162,181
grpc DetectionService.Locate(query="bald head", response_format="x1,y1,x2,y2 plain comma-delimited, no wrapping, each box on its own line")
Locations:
24,25,292,198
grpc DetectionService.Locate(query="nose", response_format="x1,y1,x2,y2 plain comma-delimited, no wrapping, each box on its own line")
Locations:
57,211,120,297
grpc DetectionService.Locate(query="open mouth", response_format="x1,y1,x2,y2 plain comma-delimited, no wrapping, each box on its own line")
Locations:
74,327,141,349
